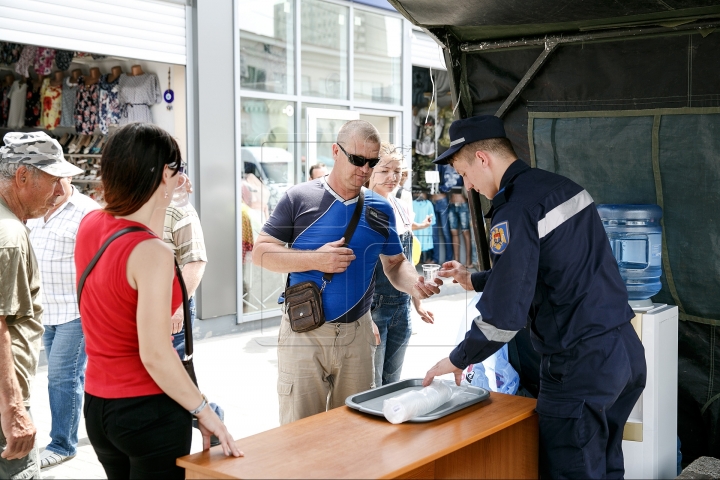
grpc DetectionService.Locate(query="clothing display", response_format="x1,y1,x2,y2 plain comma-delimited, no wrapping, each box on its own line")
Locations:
0,83,10,127
60,77,77,128
0,42,23,66
35,47,56,76
54,50,74,71
98,74,120,135
7,80,27,128
118,73,161,124
74,76,99,135
41,81,62,130
24,78,42,127
15,45,37,77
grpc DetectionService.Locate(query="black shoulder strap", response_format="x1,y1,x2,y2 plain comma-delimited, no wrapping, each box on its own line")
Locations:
77,226,149,307
77,226,194,359
322,190,364,284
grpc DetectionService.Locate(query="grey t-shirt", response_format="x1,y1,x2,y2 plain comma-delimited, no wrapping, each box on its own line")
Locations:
0,197,43,407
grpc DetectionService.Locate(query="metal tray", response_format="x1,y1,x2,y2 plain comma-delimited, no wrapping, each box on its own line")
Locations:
345,379,490,423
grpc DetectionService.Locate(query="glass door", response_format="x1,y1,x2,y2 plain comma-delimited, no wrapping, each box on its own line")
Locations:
305,107,359,180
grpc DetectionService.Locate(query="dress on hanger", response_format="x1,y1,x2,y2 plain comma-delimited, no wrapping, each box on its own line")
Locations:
54,50,74,71
24,78,44,127
0,84,11,127
34,48,56,76
98,74,121,134
74,76,99,134
41,81,62,130
118,73,161,125
60,77,77,128
0,42,23,66
15,45,37,77
7,80,27,128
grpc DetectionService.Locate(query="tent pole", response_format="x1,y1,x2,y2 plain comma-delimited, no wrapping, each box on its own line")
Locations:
495,40,558,118
461,19,720,53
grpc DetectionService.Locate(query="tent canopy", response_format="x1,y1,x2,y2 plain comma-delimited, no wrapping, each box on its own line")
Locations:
390,0,720,41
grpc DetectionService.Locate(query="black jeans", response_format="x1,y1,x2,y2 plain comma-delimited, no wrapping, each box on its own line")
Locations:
84,392,192,479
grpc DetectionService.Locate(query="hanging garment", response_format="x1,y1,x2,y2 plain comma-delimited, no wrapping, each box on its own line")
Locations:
74,76,99,134
98,74,121,134
15,45,37,77
7,80,27,128
60,77,78,128
41,82,62,130
0,83,10,127
54,50,74,71
34,48,56,76
24,78,43,127
118,73,161,125
0,42,23,66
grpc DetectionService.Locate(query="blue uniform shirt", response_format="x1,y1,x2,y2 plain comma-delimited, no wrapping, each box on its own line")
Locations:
450,160,633,369
262,178,403,323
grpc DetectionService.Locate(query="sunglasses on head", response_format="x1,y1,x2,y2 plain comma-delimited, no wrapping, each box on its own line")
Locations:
168,160,186,175
337,143,380,168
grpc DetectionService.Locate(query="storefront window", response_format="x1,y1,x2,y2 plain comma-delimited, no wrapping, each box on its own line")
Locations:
353,10,402,104
240,99,296,315
301,0,349,99
239,0,295,94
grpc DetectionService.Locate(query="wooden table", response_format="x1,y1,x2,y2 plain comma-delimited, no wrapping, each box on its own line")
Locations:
178,392,538,479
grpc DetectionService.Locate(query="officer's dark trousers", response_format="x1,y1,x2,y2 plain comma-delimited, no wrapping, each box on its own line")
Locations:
537,322,646,479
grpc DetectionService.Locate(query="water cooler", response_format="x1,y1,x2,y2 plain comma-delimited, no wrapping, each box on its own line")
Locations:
598,205,679,479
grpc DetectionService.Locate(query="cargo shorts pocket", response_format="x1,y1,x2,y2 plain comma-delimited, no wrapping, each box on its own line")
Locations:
277,381,293,396
277,371,294,397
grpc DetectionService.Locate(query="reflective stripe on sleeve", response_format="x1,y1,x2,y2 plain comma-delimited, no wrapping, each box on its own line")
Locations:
473,315,519,343
537,190,594,239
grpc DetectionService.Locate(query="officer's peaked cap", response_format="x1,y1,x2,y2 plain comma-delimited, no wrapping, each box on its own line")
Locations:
433,115,507,165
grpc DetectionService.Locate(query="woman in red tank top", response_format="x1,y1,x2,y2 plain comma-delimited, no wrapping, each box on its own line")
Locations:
75,123,241,479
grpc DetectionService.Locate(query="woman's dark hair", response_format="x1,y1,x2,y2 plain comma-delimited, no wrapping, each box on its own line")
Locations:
101,123,182,216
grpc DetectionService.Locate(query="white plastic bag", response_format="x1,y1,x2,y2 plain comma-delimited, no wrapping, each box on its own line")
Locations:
382,380,453,424
457,292,519,395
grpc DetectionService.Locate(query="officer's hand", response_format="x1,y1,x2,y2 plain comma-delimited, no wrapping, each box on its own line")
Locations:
438,261,473,291
315,238,356,274
0,405,36,460
423,357,463,387
411,276,442,299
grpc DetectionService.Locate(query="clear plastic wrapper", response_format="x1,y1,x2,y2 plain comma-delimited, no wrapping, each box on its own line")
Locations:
382,380,461,424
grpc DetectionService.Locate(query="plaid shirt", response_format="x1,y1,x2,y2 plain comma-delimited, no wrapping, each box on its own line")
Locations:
27,186,100,325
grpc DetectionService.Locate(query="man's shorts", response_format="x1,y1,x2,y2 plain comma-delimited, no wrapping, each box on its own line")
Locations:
448,202,470,231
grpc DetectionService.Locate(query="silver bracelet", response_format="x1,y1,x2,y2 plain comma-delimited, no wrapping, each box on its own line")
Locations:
189,394,208,416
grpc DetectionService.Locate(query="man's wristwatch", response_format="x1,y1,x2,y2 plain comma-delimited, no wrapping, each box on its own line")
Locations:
189,394,208,416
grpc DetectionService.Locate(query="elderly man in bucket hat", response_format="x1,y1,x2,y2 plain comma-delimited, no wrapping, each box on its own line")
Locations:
0,131,83,478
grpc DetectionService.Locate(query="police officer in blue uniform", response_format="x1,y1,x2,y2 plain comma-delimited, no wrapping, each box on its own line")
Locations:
423,115,646,479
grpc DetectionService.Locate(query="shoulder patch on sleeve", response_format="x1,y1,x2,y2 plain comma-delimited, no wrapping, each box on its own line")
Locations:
489,221,509,254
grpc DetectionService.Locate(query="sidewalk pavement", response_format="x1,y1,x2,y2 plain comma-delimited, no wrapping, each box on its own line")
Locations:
33,286,478,479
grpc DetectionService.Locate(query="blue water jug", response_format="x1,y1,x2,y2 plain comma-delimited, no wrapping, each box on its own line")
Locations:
596,204,663,302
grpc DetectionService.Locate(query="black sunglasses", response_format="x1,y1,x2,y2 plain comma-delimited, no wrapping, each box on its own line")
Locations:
337,143,380,168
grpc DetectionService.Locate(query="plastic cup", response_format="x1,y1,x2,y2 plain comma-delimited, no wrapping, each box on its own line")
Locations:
422,264,440,282
171,173,189,207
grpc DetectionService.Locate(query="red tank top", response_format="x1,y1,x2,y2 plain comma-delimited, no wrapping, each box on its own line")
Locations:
75,210,182,398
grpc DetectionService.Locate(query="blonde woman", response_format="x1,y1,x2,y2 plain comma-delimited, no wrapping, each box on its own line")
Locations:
368,143,434,386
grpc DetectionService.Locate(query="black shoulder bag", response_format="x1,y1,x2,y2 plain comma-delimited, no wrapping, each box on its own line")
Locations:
77,226,198,387
284,191,364,333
